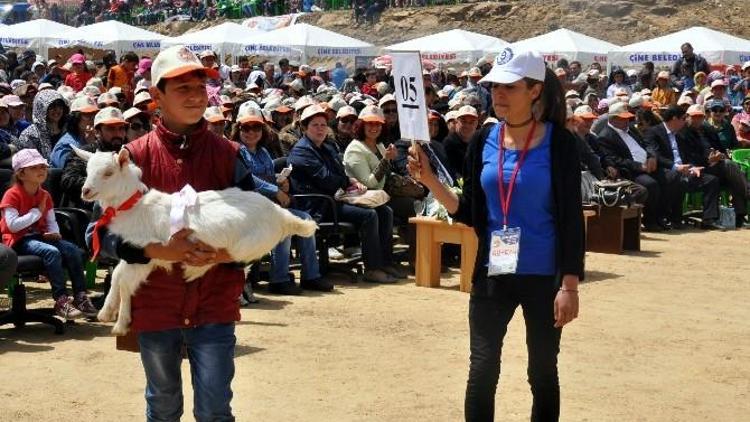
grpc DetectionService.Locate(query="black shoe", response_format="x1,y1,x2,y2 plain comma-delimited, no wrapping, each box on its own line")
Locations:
700,220,725,231
670,220,686,230
737,215,748,229
268,281,303,295
657,218,673,231
643,223,664,232
301,277,334,292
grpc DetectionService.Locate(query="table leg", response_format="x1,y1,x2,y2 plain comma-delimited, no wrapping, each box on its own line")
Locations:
460,229,478,293
415,226,441,288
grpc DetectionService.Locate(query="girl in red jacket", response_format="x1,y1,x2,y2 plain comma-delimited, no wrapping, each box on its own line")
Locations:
0,148,97,320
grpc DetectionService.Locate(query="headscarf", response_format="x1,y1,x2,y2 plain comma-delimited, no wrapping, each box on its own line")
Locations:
13,90,68,159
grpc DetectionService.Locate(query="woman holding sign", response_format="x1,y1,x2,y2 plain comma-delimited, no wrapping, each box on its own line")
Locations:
407,48,584,421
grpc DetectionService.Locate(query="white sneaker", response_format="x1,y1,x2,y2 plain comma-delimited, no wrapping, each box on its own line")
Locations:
328,247,344,260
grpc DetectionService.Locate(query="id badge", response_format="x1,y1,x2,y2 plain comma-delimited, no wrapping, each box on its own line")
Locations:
488,227,521,276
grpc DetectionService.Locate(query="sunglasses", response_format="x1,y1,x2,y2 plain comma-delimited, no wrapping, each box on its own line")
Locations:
710,107,725,113
339,117,356,124
129,122,144,131
382,108,397,114
240,124,263,132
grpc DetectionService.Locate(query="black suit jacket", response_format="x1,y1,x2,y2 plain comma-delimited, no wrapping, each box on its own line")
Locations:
597,124,654,179
644,124,705,170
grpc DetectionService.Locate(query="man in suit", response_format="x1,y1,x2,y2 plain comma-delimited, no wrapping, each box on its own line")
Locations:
680,104,749,228
598,102,680,231
644,105,722,230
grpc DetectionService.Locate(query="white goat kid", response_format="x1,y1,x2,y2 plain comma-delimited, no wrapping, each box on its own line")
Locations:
74,147,317,335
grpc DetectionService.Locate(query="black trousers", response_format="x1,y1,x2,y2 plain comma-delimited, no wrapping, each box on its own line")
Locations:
633,169,683,224
705,159,748,217
680,172,720,221
465,275,561,422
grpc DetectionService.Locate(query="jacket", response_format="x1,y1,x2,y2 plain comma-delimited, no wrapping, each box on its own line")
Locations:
288,135,349,221
644,123,699,170
0,184,53,247
443,132,469,180
597,124,655,179
450,123,584,294
343,139,388,190
14,90,68,159
86,119,255,333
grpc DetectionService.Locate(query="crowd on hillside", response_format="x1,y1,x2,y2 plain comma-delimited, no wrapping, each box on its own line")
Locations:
0,39,748,322
24,0,418,27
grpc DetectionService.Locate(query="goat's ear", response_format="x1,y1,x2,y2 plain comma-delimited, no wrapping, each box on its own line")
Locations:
72,146,93,162
117,148,130,169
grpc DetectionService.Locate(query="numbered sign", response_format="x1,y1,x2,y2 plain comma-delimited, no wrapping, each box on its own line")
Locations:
391,52,431,142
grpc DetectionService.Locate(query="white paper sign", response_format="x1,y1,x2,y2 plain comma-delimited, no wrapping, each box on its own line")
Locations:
391,52,431,142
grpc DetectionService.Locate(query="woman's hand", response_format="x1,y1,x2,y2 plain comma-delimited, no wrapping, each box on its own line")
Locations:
407,142,437,187
279,178,290,193
554,275,580,328
276,190,291,208
42,232,62,242
384,143,398,161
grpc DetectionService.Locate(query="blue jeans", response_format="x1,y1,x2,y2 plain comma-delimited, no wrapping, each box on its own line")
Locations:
138,323,236,422
270,208,320,284
13,237,86,300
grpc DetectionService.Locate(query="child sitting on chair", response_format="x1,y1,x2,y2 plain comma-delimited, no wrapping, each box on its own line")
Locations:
0,149,97,320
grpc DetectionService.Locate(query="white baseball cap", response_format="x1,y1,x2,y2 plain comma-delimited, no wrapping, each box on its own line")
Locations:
608,101,635,119
204,106,228,123
2,95,24,107
94,106,127,127
108,86,123,96
336,105,357,119
479,47,546,85
70,95,98,113
300,104,327,124
378,93,396,108
152,45,219,88
455,105,478,119
686,104,705,116
236,102,265,124
123,107,145,121
97,92,119,106
358,105,385,124
294,95,316,112
133,91,152,107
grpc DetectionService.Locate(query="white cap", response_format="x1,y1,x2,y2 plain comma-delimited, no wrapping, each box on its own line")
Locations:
686,104,705,116
86,77,104,89
565,89,580,98
573,105,597,119
445,110,458,122
236,102,265,124
299,104,327,124
70,95,98,113
82,85,101,98
711,79,726,88
38,82,53,91
2,95,24,107
133,91,152,107
294,95,316,112
152,45,218,88
742,61,750,71
455,105,478,119
94,106,127,127
336,105,357,119
626,69,638,77
328,95,348,112
108,86,123,96
135,79,151,94
607,101,635,119
358,105,385,124
123,107,145,121
677,95,694,106
479,47,546,85
97,92,119,106
204,106,228,123
378,93,396,108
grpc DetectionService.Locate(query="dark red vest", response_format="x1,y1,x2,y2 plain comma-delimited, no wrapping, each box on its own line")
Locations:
125,119,244,332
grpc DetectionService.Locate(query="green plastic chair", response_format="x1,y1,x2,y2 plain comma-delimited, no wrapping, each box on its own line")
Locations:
731,148,750,179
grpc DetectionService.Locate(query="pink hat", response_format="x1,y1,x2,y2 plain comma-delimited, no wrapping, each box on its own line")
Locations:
12,148,49,171
597,98,610,112
70,53,86,65
136,57,152,76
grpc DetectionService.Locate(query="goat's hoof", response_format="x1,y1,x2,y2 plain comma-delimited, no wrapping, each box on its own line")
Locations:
97,309,116,322
111,323,128,336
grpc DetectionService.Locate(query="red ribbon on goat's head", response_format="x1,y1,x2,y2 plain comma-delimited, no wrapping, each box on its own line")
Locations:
91,191,144,260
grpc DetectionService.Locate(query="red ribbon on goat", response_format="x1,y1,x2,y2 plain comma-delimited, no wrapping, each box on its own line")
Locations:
91,191,144,260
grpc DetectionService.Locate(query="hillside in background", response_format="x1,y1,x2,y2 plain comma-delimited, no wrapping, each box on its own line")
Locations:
151,0,750,47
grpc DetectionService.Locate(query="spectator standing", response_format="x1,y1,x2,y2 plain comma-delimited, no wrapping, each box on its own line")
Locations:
107,51,139,102
332,62,348,90
671,42,711,91
652,71,677,107
12,50,36,81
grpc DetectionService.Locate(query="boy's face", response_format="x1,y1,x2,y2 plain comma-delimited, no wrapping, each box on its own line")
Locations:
151,72,208,127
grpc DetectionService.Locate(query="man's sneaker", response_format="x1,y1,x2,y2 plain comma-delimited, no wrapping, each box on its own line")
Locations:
54,295,83,320
300,278,334,292
382,263,409,279
73,292,99,318
328,247,344,260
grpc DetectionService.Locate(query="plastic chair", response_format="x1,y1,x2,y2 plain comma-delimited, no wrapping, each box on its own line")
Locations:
731,149,750,179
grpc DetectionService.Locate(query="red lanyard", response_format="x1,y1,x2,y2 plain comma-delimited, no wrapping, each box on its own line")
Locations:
497,120,537,229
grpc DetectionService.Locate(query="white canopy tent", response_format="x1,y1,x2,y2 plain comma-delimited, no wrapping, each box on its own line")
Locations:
162,22,263,57
510,28,618,67
511,28,618,67
57,20,166,56
608,26,750,69
241,23,376,63
0,19,77,56
385,29,507,65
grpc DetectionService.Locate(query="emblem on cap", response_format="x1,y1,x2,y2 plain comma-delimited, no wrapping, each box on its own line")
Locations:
177,47,195,63
496,48,514,66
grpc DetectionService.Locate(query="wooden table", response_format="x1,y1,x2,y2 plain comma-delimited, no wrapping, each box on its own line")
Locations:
585,205,642,254
409,217,477,293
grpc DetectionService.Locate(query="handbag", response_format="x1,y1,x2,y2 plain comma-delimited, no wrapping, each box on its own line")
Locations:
335,188,390,208
592,179,638,207
385,173,426,199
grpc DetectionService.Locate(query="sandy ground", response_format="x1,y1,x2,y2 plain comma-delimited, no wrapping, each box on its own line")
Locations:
1,228,748,421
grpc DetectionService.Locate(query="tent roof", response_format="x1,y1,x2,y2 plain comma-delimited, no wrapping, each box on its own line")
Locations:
510,28,618,54
4,18,75,39
163,22,262,47
618,26,750,53
67,20,165,43
245,23,373,49
385,29,507,53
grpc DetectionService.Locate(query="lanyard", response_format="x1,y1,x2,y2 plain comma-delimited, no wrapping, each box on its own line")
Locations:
497,120,537,229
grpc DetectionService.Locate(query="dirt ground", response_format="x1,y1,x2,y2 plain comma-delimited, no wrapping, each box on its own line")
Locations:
1,228,748,421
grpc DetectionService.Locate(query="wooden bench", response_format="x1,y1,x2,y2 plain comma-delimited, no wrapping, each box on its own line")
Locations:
585,205,642,254
409,216,477,293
